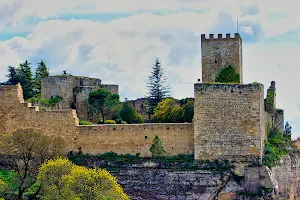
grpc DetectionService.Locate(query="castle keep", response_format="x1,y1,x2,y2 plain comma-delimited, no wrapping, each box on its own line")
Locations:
41,75,118,119
0,33,285,163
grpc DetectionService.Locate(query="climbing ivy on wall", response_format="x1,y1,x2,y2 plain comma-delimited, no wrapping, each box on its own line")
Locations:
215,65,240,83
265,88,275,113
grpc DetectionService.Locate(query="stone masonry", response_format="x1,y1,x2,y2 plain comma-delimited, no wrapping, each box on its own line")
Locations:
0,84,194,157
201,33,243,83
193,83,266,162
41,74,118,119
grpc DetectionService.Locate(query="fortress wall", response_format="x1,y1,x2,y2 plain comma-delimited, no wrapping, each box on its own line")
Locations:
194,83,265,162
201,33,243,83
0,84,193,157
75,123,194,156
0,84,78,151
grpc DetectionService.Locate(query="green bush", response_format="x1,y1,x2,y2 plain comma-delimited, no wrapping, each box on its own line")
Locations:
215,65,240,83
105,120,116,124
26,94,63,107
262,122,298,168
153,98,184,123
133,113,144,123
119,102,144,124
150,135,166,158
79,119,93,125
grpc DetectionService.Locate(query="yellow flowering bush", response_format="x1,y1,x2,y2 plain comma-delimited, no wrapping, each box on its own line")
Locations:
37,158,129,200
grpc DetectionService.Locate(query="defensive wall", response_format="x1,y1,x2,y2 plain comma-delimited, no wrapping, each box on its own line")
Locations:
0,84,194,157
201,33,243,83
194,83,266,162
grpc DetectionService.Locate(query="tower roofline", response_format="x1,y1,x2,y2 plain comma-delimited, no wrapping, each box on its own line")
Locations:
201,33,242,42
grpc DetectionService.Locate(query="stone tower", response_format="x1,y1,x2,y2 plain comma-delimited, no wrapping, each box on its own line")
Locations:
201,33,243,83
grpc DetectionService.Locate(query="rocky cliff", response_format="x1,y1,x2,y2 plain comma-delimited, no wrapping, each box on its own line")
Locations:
70,154,300,200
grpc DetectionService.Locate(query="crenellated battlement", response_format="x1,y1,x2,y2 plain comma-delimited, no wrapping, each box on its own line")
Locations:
201,33,242,42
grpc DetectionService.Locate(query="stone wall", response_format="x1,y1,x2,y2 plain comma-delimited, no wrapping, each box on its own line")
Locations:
0,84,193,157
201,33,243,83
0,84,78,152
75,123,194,157
194,83,265,162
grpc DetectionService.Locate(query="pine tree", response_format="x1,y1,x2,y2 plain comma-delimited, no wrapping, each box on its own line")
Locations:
34,60,49,94
5,66,19,85
17,60,34,100
147,58,171,115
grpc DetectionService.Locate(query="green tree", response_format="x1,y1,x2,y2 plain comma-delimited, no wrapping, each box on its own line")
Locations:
119,101,144,124
153,98,184,123
17,60,34,100
147,58,171,115
0,129,66,200
34,60,49,94
37,158,129,200
5,66,19,85
150,135,166,158
215,65,240,83
182,100,194,123
88,88,120,122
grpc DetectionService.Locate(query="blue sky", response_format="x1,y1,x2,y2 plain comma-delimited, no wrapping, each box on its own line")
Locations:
0,0,300,139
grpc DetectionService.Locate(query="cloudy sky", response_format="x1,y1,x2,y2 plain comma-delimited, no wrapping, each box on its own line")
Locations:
0,0,299,138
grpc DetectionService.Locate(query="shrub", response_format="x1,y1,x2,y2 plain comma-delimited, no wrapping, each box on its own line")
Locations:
119,101,144,124
79,119,93,125
153,98,184,123
262,122,298,168
150,135,166,158
26,94,63,107
105,120,116,124
37,158,129,200
133,113,144,123
215,65,240,83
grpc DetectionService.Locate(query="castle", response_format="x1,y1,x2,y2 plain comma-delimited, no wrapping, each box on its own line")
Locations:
41,74,118,120
0,33,285,163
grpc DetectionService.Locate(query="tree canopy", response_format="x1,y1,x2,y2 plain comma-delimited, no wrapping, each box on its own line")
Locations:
153,98,184,123
4,60,49,100
88,88,120,122
34,60,49,94
119,101,144,124
0,129,66,199
37,158,129,200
